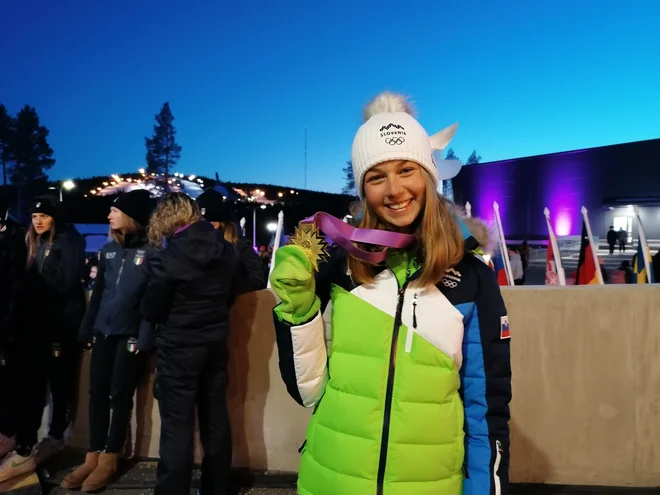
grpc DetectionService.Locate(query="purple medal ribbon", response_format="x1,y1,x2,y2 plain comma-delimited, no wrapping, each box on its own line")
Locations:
300,212,416,264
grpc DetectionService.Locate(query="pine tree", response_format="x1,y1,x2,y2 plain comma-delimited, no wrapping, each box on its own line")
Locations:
9,105,55,187
444,148,459,162
342,161,356,196
466,150,482,165
0,104,15,187
145,102,182,189
442,148,460,200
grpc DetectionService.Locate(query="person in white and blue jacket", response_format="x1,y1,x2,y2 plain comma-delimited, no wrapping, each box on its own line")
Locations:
62,189,156,492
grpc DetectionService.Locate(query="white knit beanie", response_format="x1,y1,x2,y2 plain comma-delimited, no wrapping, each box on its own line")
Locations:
351,92,460,199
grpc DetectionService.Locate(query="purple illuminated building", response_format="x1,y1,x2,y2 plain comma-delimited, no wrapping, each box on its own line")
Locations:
452,138,660,240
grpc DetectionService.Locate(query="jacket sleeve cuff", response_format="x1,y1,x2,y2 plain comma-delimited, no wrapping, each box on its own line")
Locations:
274,311,328,408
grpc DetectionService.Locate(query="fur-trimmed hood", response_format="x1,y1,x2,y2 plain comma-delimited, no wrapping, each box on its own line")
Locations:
452,205,497,256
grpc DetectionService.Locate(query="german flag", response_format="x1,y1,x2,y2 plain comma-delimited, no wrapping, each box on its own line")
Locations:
575,221,599,285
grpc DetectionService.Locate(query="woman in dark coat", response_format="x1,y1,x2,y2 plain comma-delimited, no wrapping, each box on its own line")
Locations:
196,187,266,296
0,195,85,483
61,189,155,492
142,193,238,495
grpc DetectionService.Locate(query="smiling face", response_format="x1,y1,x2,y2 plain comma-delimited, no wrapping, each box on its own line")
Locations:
31,213,54,235
363,160,427,231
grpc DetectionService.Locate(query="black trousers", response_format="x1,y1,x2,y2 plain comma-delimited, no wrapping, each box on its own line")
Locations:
10,338,80,449
0,354,14,437
89,334,143,453
155,338,231,495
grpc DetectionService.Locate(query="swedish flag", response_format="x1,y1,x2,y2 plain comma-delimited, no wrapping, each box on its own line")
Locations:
633,238,655,283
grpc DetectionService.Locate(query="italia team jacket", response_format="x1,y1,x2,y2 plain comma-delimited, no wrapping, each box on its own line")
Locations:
273,222,511,495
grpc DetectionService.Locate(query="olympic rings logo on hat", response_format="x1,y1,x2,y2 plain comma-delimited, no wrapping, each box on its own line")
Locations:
385,137,405,146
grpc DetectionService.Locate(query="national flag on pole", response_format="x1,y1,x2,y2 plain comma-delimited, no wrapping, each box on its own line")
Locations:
632,207,655,284
489,253,510,286
575,221,600,285
632,239,655,283
544,208,566,286
545,240,560,286
492,202,514,286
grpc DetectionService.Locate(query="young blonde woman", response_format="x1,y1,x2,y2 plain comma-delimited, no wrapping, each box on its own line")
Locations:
141,193,238,495
0,195,86,483
270,92,511,495
61,189,155,491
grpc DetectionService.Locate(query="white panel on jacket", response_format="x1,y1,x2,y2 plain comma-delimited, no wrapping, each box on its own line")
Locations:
322,302,333,355
349,269,464,368
401,285,464,369
290,312,328,408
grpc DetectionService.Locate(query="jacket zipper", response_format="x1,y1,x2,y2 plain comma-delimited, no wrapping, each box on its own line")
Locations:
116,251,127,288
376,268,410,495
109,250,127,327
494,440,503,495
405,293,418,353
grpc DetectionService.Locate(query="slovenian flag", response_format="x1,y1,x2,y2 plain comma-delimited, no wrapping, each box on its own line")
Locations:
490,253,510,286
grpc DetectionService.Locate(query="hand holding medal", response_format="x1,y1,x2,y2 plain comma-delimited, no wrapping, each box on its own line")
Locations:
287,223,329,272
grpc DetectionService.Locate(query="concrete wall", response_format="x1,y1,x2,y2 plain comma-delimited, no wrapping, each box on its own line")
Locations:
65,286,660,487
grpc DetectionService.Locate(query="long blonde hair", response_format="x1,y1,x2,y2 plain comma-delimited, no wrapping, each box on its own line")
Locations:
347,170,464,287
222,221,239,245
148,193,202,247
26,223,56,267
109,211,142,246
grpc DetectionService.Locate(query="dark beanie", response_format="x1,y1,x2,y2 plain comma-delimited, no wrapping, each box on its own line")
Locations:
31,195,63,224
112,189,154,228
196,188,230,222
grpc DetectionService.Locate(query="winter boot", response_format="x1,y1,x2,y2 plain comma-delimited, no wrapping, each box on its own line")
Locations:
81,452,118,492
60,451,99,489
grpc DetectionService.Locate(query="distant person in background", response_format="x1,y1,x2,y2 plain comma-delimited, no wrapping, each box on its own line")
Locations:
598,255,608,283
606,226,618,255
0,200,27,459
0,195,86,483
196,188,265,297
509,247,524,285
618,228,627,252
520,241,530,284
61,190,155,492
612,260,633,284
84,260,98,291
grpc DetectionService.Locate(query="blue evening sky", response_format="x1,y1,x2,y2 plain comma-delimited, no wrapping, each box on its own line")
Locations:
1,0,658,193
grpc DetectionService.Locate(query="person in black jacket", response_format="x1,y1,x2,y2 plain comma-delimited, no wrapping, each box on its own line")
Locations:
142,193,238,495
196,188,265,296
0,200,27,459
0,195,85,483
61,189,156,492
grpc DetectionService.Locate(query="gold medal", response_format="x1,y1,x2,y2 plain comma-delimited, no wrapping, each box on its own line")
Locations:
287,223,329,272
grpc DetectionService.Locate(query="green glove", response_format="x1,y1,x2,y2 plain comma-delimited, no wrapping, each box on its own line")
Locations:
270,245,320,325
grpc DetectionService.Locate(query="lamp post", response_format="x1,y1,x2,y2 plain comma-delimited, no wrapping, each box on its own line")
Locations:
252,204,267,249
49,180,76,202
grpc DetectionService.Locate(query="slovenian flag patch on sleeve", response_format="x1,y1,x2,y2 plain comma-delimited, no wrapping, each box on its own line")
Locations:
500,316,510,339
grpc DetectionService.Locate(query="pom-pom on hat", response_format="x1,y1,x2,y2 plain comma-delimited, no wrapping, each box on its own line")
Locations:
351,91,460,199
